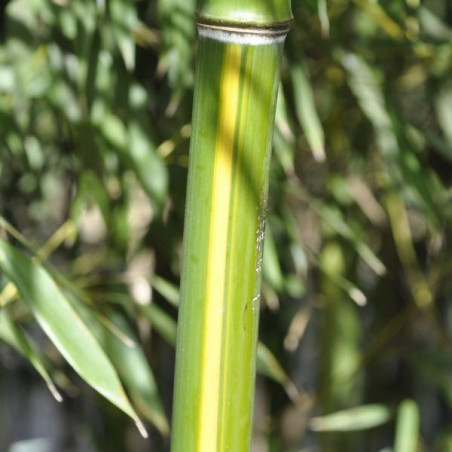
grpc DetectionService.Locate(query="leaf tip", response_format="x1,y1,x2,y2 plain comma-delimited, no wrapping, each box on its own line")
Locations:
135,418,148,438
375,262,387,276
313,147,326,162
284,380,300,403
47,382,63,403
349,288,367,306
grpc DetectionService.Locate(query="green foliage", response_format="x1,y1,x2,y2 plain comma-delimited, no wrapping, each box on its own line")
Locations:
0,0,451,450
394,399,420,452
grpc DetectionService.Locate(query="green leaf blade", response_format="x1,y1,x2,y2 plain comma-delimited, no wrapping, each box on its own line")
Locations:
394,399,420,452
310,404,393,432
291,63,325,161
0,238,145,435
0,309,62,402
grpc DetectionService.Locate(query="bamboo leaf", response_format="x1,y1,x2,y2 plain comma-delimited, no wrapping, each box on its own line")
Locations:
257,342,298,402
128,120,168,208
151,274,180,307
0,309,62,402
418,126,452,164
310,404,393,431
317,256,367,306
274,86,296,175
7,437,52,452
99,112,127,150
317,0,329,37
263,226,284,291
284,304,312,351
384,190,432,307
343,53,397,157
157,0,196,98
344,52,441,226
435,83,452,146
287,185,385,275
141,302,177,345
394,399,420,452
291,63,325,161
109,0,137,71
419,7,452,41
0,239,146,436
103,313,170,435
98,111,168,210
353,0,403,38
303,192,386,275
64,295,169,435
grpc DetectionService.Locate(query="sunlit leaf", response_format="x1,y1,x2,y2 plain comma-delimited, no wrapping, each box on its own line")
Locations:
419,7,452,41
263,225,284,292
310,404,393,431
109,0,138,71
0,239,146,436
151,274,180,307
353,0,403,38
128,120,168,208
435,83,452,147
141,302,177,346
102,312,169,435
0,309,62,402
157,0,196,111
298,191,386,275
291,63,325,161
344,52,441,226
257,342,298,402
394,399,419,452
273,85,295,175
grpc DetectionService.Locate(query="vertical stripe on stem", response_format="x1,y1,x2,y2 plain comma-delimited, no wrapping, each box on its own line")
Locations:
199,44,242,450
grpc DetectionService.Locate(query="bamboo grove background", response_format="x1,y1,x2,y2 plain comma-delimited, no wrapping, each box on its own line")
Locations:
0,0,451,450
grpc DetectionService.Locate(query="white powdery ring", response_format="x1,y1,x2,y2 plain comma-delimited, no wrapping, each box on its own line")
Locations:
198,24,288,46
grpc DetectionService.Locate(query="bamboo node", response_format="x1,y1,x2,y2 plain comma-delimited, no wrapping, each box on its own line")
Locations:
197,21,291,45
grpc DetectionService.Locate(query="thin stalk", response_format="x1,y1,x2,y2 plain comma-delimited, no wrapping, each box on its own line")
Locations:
171,1,292,450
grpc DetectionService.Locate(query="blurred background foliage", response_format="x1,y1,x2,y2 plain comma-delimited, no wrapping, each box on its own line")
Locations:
0,0,451,450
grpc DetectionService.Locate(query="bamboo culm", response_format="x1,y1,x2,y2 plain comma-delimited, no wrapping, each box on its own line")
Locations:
172,1,292,450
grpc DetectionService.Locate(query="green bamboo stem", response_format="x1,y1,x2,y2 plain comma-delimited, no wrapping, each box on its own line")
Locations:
172,1,292,450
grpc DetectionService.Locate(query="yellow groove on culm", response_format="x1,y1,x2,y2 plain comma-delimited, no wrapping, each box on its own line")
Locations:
198,44,242,450
218,48,252,451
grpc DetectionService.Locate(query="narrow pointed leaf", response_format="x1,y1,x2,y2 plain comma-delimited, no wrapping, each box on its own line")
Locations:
109,0,137,71
0,239,145,434
151,274,180,307
353,0,403,38
0,309,62,402
310,404,393,431
257,342,298,401
141,302,177,345
66,296,169,435
103,313,170,435
157,0,196,96
128,120,168,209
344,53,441,226
291,63,325,161
435,84,452,146
263,226,284,291
419,7,452,41
295,190,386,275
394,399,419,452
